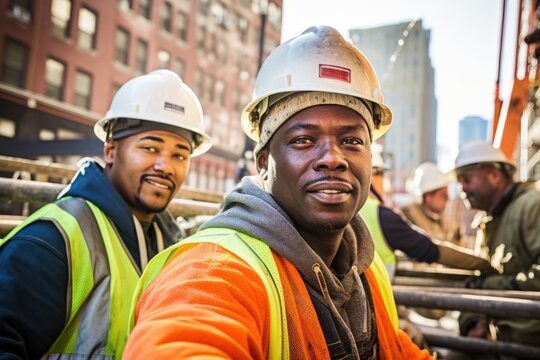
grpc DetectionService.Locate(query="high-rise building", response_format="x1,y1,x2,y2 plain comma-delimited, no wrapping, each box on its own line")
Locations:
459,115,489,145
350,20,437,192
0,0,282,194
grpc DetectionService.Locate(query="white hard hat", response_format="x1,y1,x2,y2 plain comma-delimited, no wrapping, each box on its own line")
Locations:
414,162,449,196
94,69,212,157
241,26,393,143
453,140,515,173
371,142,387,171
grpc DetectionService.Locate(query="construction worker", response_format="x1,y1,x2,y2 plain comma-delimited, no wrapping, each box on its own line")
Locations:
124,26,433,359
0,69,212,359
453,140,540,346
359,149,494,282
401,162,461,244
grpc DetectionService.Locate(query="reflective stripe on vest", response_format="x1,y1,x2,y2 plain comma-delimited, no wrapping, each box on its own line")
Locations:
359,197,396,279
367,252,399,331
130,228,290,359
2,198,139,359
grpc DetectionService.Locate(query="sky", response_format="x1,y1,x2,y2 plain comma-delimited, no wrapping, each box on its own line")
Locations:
280,0,519,171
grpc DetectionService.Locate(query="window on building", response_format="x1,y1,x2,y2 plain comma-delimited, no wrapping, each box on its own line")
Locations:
9,0,32,24
77,7,97,51
199,0,209,16
268,2,281,29
162,2,172,32
136,39,148,73
212,1,230,29
157,49,170,68
206,75,214,102
217,39,227,65
0,118,16,138
215,80,225,106
139,0,151,19
115,27,130,65
209,33,217,61
197,26,206,51
194,69,203,99
117,0,131,11
45,57,65,100
237,15,248,42
177,10,188,41
51,0,72,38
174,58,185,77
39,128,55,140
74,69,92,109
1,38,28,87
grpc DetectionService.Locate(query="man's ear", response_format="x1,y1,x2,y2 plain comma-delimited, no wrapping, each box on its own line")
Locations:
256,149,268,178
103,140,116,166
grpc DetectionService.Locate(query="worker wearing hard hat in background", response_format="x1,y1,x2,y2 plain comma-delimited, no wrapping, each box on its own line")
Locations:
0,69,212,359
125,26,433,359
360,148,495,282
401,162,461,245
453,140,540,347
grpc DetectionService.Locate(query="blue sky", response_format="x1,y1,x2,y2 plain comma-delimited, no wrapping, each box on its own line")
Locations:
280,0,519,170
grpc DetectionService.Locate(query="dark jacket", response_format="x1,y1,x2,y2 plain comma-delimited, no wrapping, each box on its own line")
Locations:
460,181,540,345
0,160,180,359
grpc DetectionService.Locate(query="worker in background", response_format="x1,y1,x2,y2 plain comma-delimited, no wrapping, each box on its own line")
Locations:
0,69,212,359
453,140,540,347
401,162,461,245
124,26,432,359
359,148,495,282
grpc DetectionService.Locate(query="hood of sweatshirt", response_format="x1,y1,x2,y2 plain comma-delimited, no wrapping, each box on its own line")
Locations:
200,175,375,309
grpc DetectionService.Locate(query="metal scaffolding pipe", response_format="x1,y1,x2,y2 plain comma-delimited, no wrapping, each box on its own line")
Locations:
395,266,476,281
393,288,540,318
0,177,223,205
393,276,465,288
0,157,224,203
394,285,540,301
422,329,540,358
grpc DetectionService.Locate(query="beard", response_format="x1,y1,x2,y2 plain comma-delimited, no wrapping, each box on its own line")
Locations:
133,192,170,215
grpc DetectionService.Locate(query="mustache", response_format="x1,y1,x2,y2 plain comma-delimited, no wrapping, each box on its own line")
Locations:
304,175,353,188
141,173,175,189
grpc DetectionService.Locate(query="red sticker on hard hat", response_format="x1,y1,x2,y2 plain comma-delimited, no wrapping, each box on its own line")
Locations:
319,64,351,83
164,102,185,114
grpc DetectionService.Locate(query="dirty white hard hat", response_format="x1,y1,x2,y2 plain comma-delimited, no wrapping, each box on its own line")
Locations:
241,25,393,145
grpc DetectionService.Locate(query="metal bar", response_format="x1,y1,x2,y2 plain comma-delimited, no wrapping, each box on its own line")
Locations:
422,329,540,358
0,139,104,157
395,266,476,281
393,288,540,318
394,285,540,301
393,276,465,288
0,155,77,179
0,171,223,203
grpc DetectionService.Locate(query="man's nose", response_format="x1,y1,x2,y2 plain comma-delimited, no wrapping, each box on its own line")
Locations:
313,142,348,171
153,154,174,175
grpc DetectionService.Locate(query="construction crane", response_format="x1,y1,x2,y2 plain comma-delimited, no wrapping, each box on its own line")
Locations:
493,0,540,180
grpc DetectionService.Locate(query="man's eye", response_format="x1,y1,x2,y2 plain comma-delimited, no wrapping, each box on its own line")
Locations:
142,146,158,152
291,137,313,145
174,154,187,160
343,138,363,145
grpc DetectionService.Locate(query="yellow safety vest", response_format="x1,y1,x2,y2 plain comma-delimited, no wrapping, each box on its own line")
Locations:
1,198,139,359
359,196,397,280
130,227,400,358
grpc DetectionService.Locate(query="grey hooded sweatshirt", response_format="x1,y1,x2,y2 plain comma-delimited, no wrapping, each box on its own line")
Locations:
201,176,379,359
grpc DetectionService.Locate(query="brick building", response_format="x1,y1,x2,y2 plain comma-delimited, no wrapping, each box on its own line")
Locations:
0,0,282,194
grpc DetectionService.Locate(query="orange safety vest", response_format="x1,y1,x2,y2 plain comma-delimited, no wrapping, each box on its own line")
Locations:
126,228,432,359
